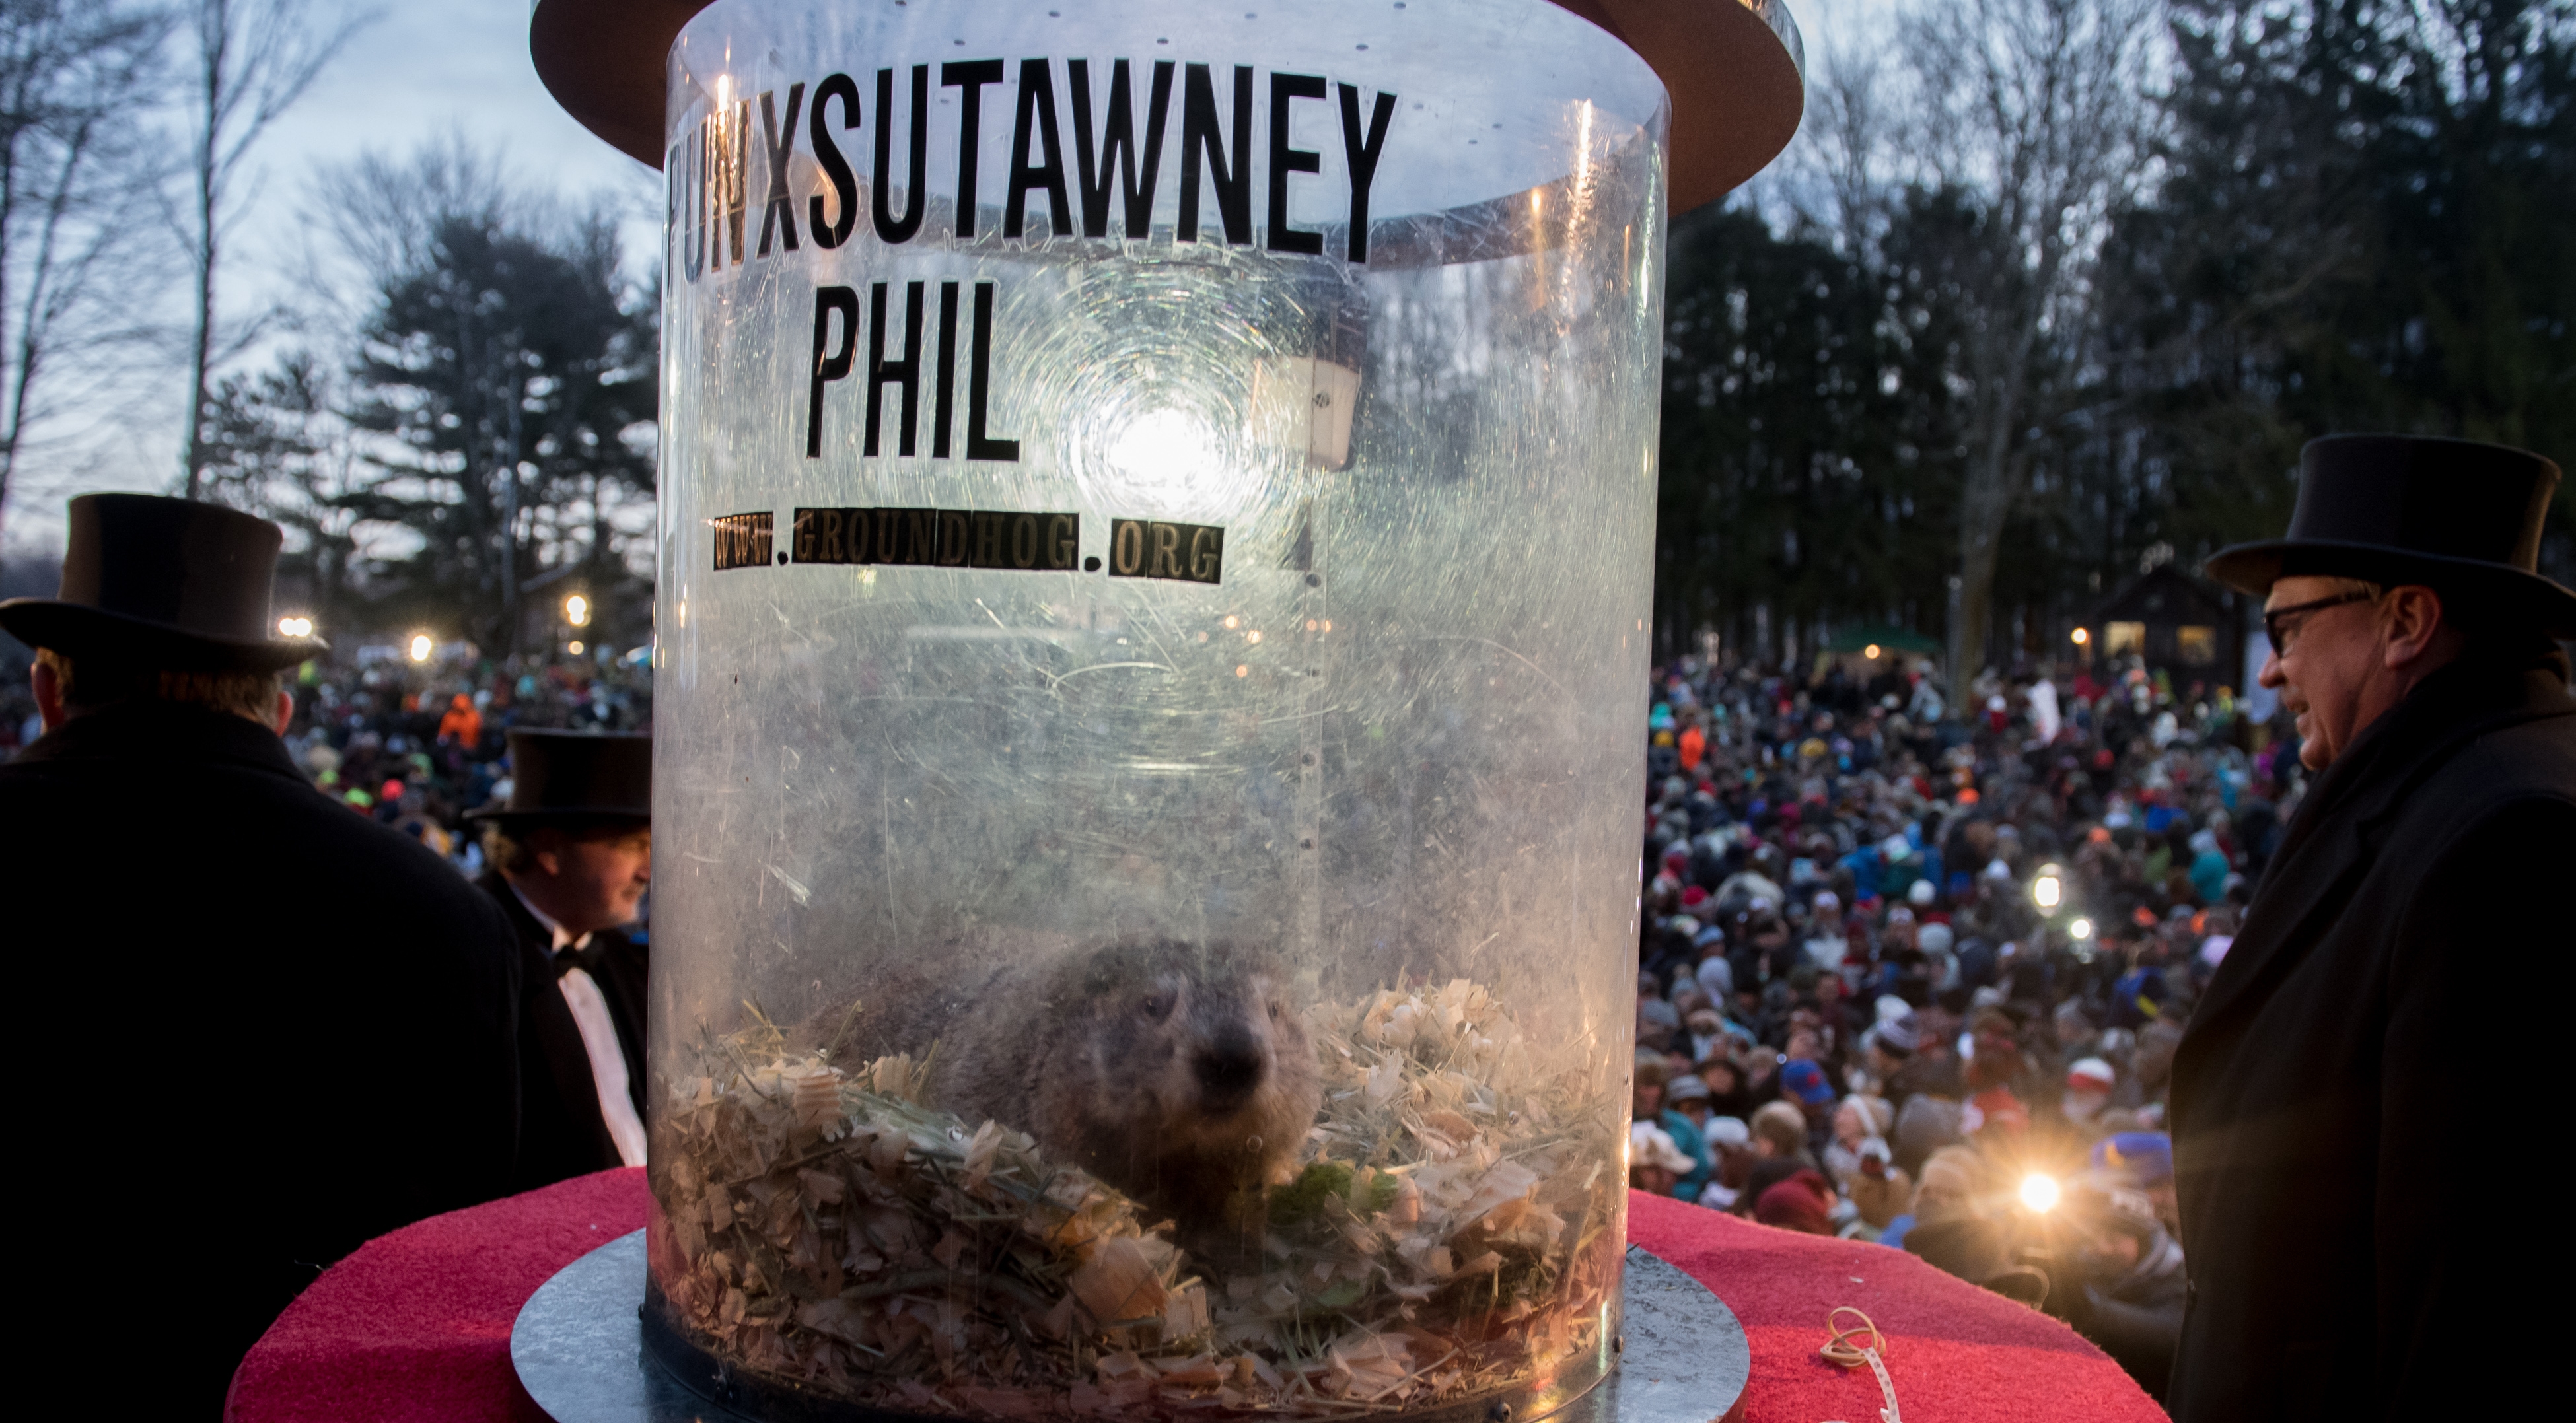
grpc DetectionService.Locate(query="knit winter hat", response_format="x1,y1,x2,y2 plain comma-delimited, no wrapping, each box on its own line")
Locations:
1756,1169,1836,1233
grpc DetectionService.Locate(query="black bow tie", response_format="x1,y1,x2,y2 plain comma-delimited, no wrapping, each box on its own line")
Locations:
554,939,606,981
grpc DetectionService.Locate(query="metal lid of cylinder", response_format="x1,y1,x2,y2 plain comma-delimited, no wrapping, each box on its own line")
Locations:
526,0,1802,211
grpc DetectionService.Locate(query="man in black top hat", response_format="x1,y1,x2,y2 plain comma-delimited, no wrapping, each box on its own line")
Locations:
2165,436,2576,1422
0,494,522,1414
472,728,654,1188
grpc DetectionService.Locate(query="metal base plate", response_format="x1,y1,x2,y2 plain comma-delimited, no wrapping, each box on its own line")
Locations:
513,1233,1749,1423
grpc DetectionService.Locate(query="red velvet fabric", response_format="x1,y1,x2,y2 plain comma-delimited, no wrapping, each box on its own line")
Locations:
228,1174,2167,1422
1628,1192,2167,1422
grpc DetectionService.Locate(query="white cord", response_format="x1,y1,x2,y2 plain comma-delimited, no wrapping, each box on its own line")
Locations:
1818,1306,1902,1423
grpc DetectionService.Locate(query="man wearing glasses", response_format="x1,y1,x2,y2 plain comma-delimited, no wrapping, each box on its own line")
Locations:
2164,436,2574,1421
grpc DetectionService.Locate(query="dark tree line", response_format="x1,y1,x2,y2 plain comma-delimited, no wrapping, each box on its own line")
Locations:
199,146,657,655
1655,0,2575,676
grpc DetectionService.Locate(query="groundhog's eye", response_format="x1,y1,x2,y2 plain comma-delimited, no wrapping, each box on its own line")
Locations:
1142,993,1172,1020
1268,1002,1282,1020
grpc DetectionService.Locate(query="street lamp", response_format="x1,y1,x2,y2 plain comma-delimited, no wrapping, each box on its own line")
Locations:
1863,643,1882,660
408,633,433,663
2070,627,2090,647
2019,1172,2061,1213
2068,916,2095,940
2032,863,2065,910
565,593,591,628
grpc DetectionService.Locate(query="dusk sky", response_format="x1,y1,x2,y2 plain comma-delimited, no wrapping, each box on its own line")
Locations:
5,0,1856,553
5,0,661,552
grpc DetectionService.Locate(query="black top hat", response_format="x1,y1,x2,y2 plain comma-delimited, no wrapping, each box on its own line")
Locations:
2203,435,2574,637
0,494,326,670
468,729,652,823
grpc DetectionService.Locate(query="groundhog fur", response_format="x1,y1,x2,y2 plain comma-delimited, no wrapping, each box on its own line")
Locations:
814,938,1322,1241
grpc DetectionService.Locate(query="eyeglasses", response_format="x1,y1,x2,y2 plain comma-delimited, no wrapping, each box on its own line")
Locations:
2263,588,2379,655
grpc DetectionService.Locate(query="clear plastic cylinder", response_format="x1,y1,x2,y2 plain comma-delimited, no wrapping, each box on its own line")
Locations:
645,1,1666,1415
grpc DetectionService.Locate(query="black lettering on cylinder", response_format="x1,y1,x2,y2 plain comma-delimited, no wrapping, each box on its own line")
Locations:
1011,512,1040,568
971,511,1005,567
1069,58,1174,239
1267,73,1326,254
933,281,960,458
717,98,750,265
1178,63,1253,245
809,74,860,248
1337,83,1398,263
966,282,1019,461
1048,514,1079,570
757,83,806,256
875,66,929,244
865,281,924,458
942,59,1007,238
684,122,707,279
808,285,860,457
712,512,775,571
1006,59,1073,238
1107,519,1225,582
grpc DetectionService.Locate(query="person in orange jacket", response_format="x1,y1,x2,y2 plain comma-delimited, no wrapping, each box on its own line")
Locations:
438,692,482,750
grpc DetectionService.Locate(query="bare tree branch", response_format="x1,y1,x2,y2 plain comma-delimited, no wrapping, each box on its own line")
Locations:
1896,0,2163,686
0,0,172,543
176,0,374,501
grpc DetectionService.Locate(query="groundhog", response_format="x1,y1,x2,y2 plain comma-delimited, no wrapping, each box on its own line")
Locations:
819,938,1322,1243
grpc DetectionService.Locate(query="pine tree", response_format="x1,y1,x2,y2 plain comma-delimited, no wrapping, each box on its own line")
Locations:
345,210,655,653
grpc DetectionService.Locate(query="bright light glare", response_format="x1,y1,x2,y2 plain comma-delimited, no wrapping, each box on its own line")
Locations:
2019,1173,2061,1212
1106,408,1219,483
1864,643,1882,660
277,615,313,638
2033,874,2063,909
408,633,433,663
568,641,585,655
2071,627,2091,646
565,594,591,627
2069,917,2095,940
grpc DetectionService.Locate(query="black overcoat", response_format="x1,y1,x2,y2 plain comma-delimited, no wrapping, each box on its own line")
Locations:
0,703,521,1416
478,869,650,1189
2168,653,2576,1421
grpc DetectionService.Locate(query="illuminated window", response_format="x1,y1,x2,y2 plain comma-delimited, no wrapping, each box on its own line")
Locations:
2104,621,2146,656
2177,625,2218,665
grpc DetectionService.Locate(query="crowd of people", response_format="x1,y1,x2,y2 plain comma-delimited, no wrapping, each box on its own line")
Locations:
170,645,655,872
1622,649,2289,1395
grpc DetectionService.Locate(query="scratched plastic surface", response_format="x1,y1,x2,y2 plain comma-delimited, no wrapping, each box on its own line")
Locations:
647,0,1668,1413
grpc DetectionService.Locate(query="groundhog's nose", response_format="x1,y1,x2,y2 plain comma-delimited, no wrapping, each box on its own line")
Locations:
1194,1029,1265,1111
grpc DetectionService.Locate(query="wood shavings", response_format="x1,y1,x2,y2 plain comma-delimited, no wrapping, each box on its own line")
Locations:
650,981,1620,1417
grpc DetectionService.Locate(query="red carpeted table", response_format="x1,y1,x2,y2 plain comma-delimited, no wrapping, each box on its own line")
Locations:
226,1171,2166,1423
